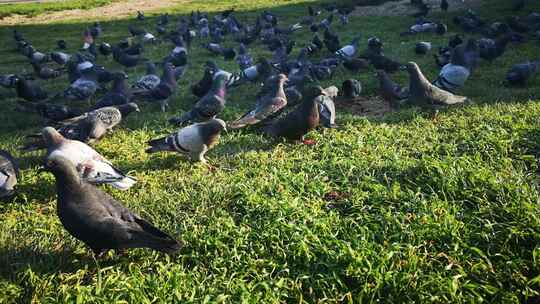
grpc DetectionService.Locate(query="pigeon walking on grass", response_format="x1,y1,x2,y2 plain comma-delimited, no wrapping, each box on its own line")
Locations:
44,155,179,257
146,118,226,163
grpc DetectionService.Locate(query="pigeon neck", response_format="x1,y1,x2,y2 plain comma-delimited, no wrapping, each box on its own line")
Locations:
410,66,430,91
212,77,227,98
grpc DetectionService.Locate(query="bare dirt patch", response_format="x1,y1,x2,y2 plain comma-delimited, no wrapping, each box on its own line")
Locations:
352,0,484,17
0,0,184,25
335,96,395,118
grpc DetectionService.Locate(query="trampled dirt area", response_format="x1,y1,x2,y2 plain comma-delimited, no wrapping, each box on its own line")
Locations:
0,0,184,25
352,0,484,17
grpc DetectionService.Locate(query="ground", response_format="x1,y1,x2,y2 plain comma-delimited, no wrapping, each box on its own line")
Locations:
0,0,540,303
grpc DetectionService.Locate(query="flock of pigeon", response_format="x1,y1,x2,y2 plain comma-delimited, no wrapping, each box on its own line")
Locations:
0,0,539,257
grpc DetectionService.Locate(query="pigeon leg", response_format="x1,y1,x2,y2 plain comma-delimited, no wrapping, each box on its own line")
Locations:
160,99,169,112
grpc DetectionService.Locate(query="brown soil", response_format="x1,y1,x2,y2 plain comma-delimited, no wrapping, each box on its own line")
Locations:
335,96,395,118
352,0,484,17
0,0,184,25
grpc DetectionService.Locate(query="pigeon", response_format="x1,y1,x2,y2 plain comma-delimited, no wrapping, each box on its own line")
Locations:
0,150,18,199
433,63,471,92
0,74,17,89
506,60,540,85
44,155,179,257
236,43,253,70
132,62,160,91
133,62,177,112
169,74,228,126
415,42,432,55
137,11,145,21
264,86,322,143
343,58,370,72
368,54,402,73
341,79,363,99
31,62,62,80
478,34,513,62
42,127,137,190
14,76,48,102
336,36,362,60
22,104,139,152
58,67,100,102
16,100,82,122
404,62,467,107
191,66,215,98
51,51,71,65
82,29,94,50
228,74,289,129
450,38,480,72
113,46,147,68
146,118,226,163
90,22,102,39
57,40,67,50
26,46,50,64
99,43,112,57
317,87,338,128
323,29,341,53
375,70,408,107
92,72,132,109
440,0,449,12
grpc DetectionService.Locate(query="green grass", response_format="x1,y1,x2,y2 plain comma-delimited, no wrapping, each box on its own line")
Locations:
1,0,540,302
0,0,116,19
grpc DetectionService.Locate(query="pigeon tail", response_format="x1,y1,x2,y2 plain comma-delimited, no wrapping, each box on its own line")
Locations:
169,110,194,126
134,218,181,254
146,136,172,153
111,176,137,191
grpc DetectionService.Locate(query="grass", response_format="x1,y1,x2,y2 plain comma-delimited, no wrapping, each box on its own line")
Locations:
1,0,540,302
0,0,116,19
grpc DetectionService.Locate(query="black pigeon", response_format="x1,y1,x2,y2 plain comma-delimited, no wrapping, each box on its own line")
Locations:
375,70,408,107
90,22,102,39
99,43,112,57
478,34,513,62
113,46,147,68
415,42,432,55
137,11,145,21
506,60,540,86
0,150,18,199
323,29,341,53
44,155,180,257
147,118,226,163
440,0,449,12
263,86,322,144
93,72,132,109
14,76,48,102
57,40,67,50
169,74,228,126
341,79,363,99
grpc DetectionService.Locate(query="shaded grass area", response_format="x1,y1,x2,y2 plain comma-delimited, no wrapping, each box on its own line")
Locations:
0,0,115,19
0,0,540,302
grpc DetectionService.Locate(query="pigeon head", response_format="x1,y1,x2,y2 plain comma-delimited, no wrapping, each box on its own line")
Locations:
43,155,80,184
210,118,227,133
114,71,129,80
118,103,140,116
303,85,325,100
42,127,65,147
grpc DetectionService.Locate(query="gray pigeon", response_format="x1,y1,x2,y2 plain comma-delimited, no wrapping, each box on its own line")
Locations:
375,70,408,107
317,86,338,128
44,155,180,257
133,62,160,91
228,74,288,129
146,118,226,163
42,127,137,190
0,150,18,198
405,62,467,107
21,103,140,152
506,60,540,85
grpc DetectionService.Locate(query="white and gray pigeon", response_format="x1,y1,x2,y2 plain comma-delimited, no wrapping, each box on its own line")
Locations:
42,127,137,190
0,150,18,198
405,62,467,107
146,118,227,163
317,86,338,128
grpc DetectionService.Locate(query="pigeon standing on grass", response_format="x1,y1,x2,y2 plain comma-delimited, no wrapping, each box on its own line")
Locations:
506,60,540,85
228,74,288,129
44,155,179,257
0,150,18,199
264,86,322,144
42,127,137,190
375,70,408,107
146,118,227,163
132,62,161,91
404,62,467,107
14,76,48,102
133,63,177,112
